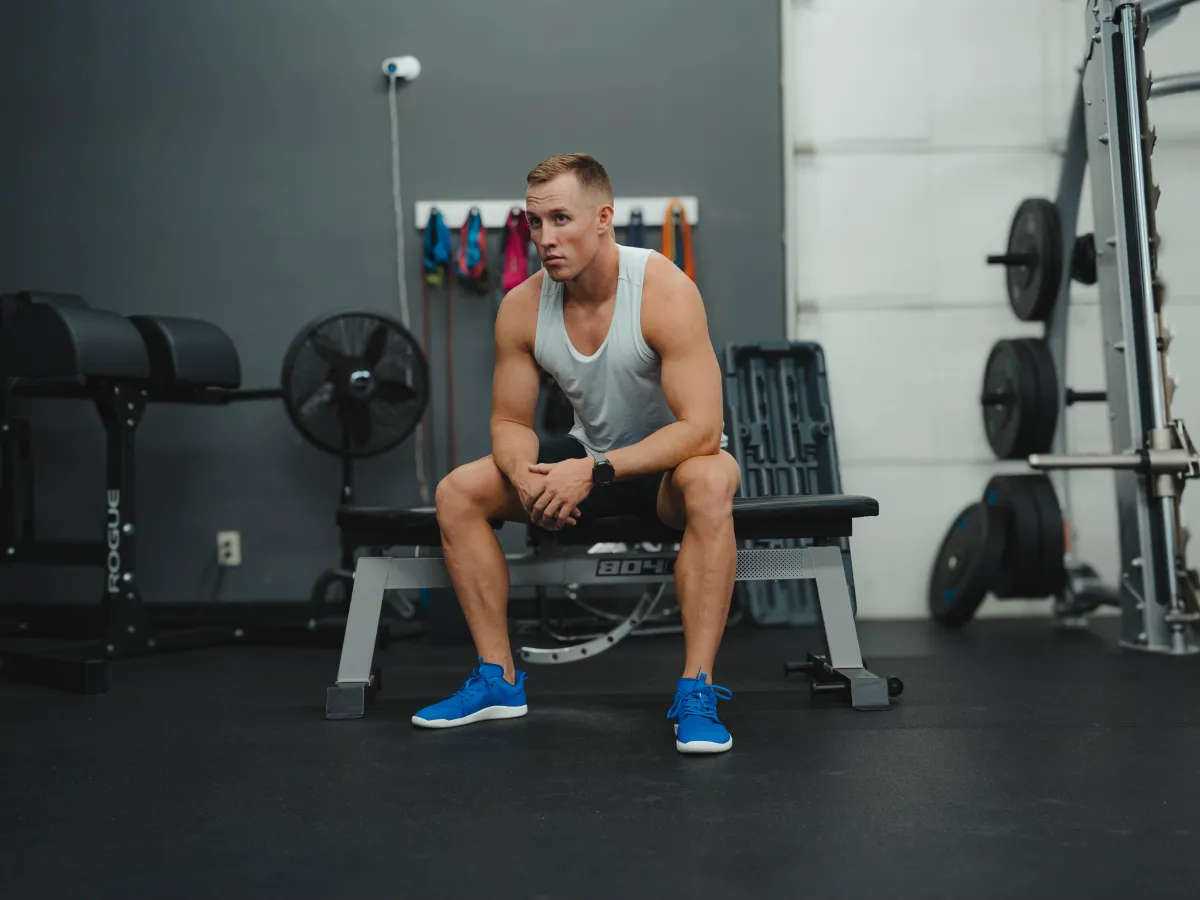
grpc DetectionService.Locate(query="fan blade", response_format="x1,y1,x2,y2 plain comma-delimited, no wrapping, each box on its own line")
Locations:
375,378,418,405
296,381,336,420
311,332,353,368
363,325,390,368
341,400,374,449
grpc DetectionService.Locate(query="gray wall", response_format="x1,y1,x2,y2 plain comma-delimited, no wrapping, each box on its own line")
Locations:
0,0,784,603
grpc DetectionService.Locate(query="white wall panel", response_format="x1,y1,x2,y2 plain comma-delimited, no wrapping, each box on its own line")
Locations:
926,0,1051,148
792,155,932,302
1154,144,1200,296
1048,0,1086,140
791,0,931,144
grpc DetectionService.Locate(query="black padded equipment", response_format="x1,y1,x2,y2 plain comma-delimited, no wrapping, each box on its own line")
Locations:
336,494,879,550
129,315,242,390
0,303,150,380
1,291,88,328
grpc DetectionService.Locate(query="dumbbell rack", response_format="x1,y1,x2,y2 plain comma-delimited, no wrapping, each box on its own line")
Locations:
1038,0,1200,653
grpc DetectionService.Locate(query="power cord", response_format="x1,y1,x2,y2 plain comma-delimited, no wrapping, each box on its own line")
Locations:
388,73,430,505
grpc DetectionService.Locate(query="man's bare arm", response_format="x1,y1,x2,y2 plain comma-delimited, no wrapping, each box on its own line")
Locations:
490,282,542,487
605,258,724,479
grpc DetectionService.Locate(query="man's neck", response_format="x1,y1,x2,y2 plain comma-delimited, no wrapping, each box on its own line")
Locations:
563,241,620,306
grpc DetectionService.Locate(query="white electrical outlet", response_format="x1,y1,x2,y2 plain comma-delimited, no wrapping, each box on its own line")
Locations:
382,56,421,81
217,531,242,567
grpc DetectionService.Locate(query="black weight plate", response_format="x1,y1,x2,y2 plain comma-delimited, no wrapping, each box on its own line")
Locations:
983,476,1035,598
1024,475,1066,595
981,339,1041,460
1013,337,1059,454
928,502,1007,626
980,341,1018,458
1005,198,1063,322
1072,233,1098,286
984,474,1059,598
1007,340,1045,458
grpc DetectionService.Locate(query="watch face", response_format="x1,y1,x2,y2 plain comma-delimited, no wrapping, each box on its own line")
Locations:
594,461,615,486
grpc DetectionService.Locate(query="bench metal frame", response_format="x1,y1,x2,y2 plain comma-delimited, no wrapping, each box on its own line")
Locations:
325,539,891,719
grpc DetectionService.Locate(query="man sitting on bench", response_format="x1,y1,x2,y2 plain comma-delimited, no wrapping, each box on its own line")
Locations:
417,153,742,754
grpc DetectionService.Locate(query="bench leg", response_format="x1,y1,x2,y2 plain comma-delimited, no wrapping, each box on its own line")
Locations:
807,544,891,711
325,557,390,720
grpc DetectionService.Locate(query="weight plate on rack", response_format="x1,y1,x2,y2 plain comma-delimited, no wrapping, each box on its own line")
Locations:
928,502,1007,627
1072,233,1098,286
983,474,1065,599
981,339,1042,460
997,198,1063,321
1024,475,1066,595
1012,337,1060,455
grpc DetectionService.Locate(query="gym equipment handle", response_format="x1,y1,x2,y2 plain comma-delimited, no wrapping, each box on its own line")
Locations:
1149,71,1200,99
986,252,1039,268
980,388,1107,406
1029,449,1196,474
1145,0,1198,24
1029,452,1143,471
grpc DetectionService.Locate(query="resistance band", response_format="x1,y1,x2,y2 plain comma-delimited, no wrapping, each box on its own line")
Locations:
660,199,694,280
423,207,452,276
502,208,532,293
422,209,457,473
626,209,645,248
457,207,490,293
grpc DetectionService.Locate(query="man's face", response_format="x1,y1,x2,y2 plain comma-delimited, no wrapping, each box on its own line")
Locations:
525,173,610,282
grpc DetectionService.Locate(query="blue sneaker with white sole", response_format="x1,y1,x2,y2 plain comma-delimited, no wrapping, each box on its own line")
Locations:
668,672,733,754
412,659,528,729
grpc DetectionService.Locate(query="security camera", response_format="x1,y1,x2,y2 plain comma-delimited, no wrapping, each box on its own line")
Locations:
382,56,421,81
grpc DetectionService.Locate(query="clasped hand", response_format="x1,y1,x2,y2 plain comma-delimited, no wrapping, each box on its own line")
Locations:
519,457,594,530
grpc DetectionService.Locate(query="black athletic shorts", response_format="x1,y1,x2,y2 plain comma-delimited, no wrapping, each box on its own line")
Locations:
537,435,664,521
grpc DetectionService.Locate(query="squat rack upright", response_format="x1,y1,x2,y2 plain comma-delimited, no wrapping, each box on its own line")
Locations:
1040,0,1200,654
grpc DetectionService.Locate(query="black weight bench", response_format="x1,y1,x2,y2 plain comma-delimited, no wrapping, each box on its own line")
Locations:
326,493,896,719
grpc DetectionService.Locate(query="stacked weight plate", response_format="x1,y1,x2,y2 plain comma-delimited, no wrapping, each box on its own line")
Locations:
980,338,1059,459
980,198,1067,460
928,195,1094,626
928,474,1066,626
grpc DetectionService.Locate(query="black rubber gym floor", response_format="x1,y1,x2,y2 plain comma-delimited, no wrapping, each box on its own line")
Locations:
4,617,1200,900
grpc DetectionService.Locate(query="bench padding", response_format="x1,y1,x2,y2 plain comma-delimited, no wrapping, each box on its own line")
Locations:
336,494,878,549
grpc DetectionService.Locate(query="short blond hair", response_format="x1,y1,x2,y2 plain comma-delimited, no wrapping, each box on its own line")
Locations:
526,153,614,201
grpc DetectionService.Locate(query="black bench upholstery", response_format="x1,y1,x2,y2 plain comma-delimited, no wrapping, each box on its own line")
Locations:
336,494,879,549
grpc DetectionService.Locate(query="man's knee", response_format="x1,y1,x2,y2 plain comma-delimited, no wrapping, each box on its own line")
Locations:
435,458,504,524
674,453,740,522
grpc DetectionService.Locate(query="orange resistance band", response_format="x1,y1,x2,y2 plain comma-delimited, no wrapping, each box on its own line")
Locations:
660,199,695,281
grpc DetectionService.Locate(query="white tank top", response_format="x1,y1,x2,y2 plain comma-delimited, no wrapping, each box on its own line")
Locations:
533,245,677,456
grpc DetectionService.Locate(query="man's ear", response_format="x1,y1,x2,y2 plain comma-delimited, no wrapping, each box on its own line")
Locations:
597,201,615,236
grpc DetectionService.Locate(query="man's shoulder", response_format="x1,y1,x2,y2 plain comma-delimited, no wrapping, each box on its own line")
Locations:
638,253,707,350
495,270,546,348
641,253,704,317
504,269,546,306
642,251,698,297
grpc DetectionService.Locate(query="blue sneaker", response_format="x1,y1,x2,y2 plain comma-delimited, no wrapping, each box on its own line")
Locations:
667,672,733,754
411,659,528,729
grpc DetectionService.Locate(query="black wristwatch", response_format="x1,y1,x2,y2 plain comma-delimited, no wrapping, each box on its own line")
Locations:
592,452,615,487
